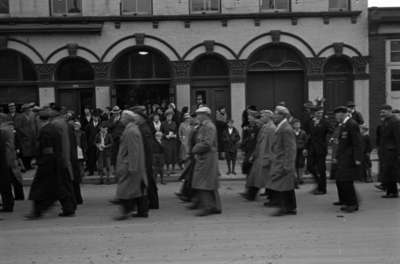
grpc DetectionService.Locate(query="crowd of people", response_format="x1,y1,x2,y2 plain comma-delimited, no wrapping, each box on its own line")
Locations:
0,98,399,220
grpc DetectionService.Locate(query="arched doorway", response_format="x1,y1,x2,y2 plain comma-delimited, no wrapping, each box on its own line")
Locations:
0,50,38,111
55,57,95,115
323,57,354,114
111,47,172,108
246,44,306,119
190,54,230,118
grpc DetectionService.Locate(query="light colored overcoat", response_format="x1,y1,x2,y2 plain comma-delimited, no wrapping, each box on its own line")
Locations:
191,119,219,191
116,122,148,200
267,120,297,192
246,121,276,188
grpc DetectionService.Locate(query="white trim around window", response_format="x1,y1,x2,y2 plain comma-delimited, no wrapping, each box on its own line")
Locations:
51,0,82,16
190,0,221,14
260,0,290,12
121,0,152,15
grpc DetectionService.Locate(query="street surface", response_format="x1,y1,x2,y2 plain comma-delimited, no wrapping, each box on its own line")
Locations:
0,181,399,264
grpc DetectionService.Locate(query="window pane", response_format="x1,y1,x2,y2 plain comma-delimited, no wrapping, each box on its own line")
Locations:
392,70,400,91
276,0,289,10
0,53,19,80
68,0,81,13
391,41,400,51
261,0,275,9
137,0,151,13
329,0,348,10
210,0,219,11
392,52,400,62
192,0,219,12
192,0,204,12
123,0,137,13
53,0,67,14
0,0,9,13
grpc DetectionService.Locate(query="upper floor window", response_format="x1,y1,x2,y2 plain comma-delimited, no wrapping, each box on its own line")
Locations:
260,0,290,12
391,69,400,91
0,0,9,14
191,0,220,14
329,0,349,11
51,0,82,16
122,0,152,15
391,41,400,62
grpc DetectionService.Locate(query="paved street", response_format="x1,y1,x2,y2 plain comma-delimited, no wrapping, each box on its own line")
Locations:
1,181,399,264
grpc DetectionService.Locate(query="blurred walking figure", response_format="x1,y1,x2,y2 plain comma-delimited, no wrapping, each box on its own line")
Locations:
216,106,228,160
114,110,149,220
222,119,240,175
163,109,178,174
95,122,113,184
189,107,222,217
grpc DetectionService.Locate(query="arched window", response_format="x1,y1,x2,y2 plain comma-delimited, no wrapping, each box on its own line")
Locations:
55,57,94,81
248,45,304,71
191,55,229,77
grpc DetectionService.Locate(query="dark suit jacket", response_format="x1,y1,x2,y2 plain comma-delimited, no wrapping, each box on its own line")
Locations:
85,121,100,147
335,118,363,181
306,118,333,156
379,115,400,182
223,127,241,153
350,111,364,125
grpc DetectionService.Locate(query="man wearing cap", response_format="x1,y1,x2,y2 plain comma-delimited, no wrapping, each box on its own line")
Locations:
267,106,297,216
114,110,149,220
304,106,333,195
7,102,19,122
26,109,76,219
332,106,362,213
378,105,400,199
109,106,125,171
14,102,37,170
242,110,276,201
190,106,222,216
86,110,101,176
347,101,364,125
131,106,159,210
0,113,16,212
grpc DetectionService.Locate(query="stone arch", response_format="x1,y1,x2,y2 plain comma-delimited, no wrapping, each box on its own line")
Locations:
46,45,100,64
317,43,364,58
101,34,181,63
238,31,316,60
183,41,238,61
6,38,44,63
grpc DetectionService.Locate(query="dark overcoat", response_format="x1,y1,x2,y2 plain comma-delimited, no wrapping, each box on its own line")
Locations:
139,121,159,209
0,123,15,197
335,118,363,182
378,115,400,182
222,127,241,154
306,118,333,156
14,112,37,157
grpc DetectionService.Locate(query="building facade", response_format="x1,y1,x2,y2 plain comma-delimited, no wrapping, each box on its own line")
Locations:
369,7,400,132
0,0,369,126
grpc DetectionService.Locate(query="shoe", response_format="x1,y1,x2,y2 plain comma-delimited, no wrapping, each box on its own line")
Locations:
226,171,231,175
186,204,199,210
381,194,399,198
0,208,13,213
196,208,221,217
114,214,130,221
25,213,42,220
263,201,279,208
109,199,121,205
313,190,327,195
131,213,149,218
58,212,75,217
340,205,358,213
232,171,237,175
374,184,385,191
240,193,255,201
271,209,297,217
333,201,344,206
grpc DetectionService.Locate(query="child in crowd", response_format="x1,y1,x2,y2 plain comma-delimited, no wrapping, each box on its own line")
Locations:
153,131,166,185
292,119,308,186
361,125,373,183
73,121,88,182
95,122,113,184
223,120,241,175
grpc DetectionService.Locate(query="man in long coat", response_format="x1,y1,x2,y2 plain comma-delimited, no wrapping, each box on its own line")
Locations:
378,104,400,198
190,107,222,217
114,110,149,220
267,106,297,216
26,109,76,219
332,106,362,213
0,113,16,212
242,110,276,201
131,106,159,210
14,103,37,170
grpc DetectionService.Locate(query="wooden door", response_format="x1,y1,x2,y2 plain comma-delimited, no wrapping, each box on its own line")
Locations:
247,71,304,118
191,87,230,119
324,75,353,114
58,89,79,113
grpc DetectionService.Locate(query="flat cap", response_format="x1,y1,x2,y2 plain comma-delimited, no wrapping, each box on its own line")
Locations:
195,106,212,115
130,105,148,118
347,101,356,107
380,104,392,111
334,106,348,114
275,106,290,115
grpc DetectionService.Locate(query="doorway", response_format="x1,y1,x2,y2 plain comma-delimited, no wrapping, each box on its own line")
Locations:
57,88,94,115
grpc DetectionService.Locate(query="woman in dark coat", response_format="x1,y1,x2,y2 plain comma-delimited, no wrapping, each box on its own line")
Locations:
162,109,178,174
223,120,241,175
215,106,228,160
